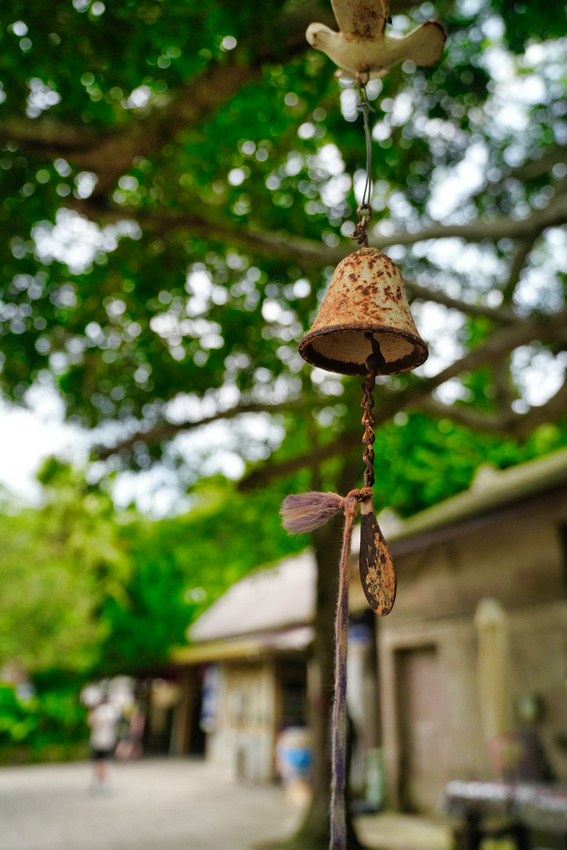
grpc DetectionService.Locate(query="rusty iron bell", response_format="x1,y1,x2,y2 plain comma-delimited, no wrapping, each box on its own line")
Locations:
299,247,428,376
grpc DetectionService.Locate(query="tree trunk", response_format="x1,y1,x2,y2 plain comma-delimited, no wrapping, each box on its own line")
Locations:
278,468,367,850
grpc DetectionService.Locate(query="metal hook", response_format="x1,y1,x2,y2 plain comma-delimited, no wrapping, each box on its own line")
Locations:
349,204,373,246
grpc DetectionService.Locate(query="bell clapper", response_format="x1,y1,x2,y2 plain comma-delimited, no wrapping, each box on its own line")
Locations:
364,331,387,375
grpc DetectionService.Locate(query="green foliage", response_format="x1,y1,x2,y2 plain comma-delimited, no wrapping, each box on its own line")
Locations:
0,504,107,673
0,678,88,764
0,463,306,680
96,479,307,672
0,684,38,745
371,413,567,517
0,460,130,674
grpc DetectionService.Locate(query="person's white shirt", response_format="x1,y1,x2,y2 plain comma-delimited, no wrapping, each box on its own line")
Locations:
89,702,121,751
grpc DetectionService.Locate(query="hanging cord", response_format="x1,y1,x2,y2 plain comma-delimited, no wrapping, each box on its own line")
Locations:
329,490,363,850
280,488,370,850
350,84,374,248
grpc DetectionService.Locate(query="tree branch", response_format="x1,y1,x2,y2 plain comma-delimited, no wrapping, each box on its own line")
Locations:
512,143,567,182
93,304,567,472
68,188,566,340
97,300,566,467
0,4,330,195
239,309,567,489
1,61,261,196
370,191,567,249
501,237,537,304
72,203,339,266
94,396,310,460
0,118,102,152
403,278,519,324
420,375,567,436
73,181,567,276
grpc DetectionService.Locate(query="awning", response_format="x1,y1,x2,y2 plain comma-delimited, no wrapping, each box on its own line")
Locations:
171,625,315,666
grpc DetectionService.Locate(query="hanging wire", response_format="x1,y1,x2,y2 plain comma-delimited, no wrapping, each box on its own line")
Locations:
350,84,375,247
359,84,374,213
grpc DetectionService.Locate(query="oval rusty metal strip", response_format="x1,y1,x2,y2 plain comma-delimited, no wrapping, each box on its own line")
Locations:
359,497,396,616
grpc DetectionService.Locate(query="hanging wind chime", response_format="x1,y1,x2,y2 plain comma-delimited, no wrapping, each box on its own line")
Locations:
280,3,445,849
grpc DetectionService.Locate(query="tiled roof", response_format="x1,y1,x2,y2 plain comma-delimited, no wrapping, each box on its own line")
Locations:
188,550,316,643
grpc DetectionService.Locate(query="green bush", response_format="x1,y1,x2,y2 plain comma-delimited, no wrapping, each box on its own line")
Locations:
0,681,89,764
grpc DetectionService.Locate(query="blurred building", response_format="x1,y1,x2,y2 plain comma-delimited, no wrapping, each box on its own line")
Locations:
164,448,567,812
169,552,315,782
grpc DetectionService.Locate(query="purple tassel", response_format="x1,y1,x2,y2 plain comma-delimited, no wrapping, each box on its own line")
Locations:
280,491,344,534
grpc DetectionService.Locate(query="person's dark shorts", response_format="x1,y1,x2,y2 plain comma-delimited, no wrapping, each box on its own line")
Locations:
91,748,114,760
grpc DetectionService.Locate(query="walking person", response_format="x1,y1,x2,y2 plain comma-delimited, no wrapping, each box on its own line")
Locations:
88,696,121,792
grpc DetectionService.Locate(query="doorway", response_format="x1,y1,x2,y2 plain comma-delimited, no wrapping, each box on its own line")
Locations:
396,644,447,812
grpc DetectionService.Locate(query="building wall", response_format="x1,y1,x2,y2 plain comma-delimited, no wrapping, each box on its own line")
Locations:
392,490,566,621
380,616,487,811
378,489,567,812
206,661,277,782
508,600,567,780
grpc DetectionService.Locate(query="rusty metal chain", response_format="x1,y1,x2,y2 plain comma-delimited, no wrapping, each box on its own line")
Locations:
361,373,376,488
361,333,387,489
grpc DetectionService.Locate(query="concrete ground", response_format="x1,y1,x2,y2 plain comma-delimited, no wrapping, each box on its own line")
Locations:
0,758,452,850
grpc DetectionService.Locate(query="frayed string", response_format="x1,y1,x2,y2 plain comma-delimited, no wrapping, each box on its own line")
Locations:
280,491,344,534
280,488,372,850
